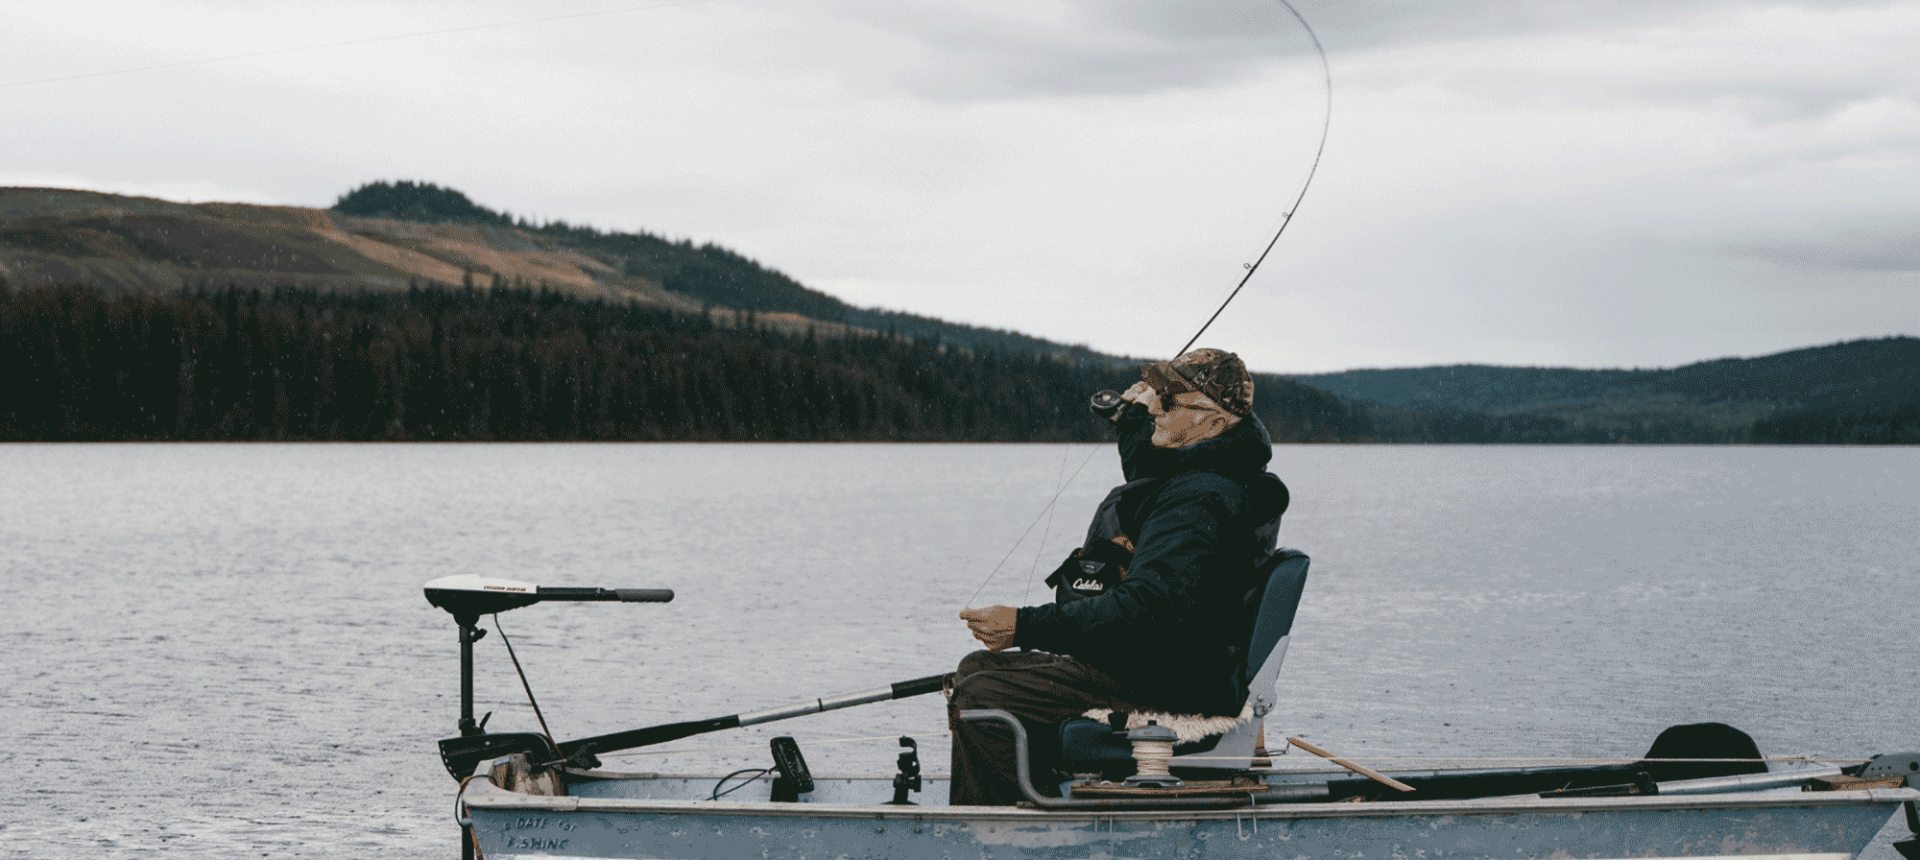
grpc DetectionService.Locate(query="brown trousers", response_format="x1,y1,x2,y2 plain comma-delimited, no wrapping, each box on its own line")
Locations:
946,650,1145,806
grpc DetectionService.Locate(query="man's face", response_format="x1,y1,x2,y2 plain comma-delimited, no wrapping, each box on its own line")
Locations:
1120,382,1237,448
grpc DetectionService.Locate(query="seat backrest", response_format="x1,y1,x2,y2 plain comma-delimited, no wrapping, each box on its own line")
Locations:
1241,548,1310,718
1164,548,1310,772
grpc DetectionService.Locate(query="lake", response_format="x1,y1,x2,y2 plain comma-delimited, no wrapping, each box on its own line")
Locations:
3,443,1916,858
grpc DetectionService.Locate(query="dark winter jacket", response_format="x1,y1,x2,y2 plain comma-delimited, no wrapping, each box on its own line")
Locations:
1013,405,1289,715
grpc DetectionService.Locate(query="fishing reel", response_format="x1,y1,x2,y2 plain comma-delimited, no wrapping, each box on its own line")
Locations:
1090,389,1127,422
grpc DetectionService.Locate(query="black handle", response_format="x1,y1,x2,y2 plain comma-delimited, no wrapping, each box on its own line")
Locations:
532,586,675,602
615,588,675,602
890,674,949,699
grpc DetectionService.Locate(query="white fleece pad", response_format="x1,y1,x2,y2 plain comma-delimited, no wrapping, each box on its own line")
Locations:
1080,701,1254,743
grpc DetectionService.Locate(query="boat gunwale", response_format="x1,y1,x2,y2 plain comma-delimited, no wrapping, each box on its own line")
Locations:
458,773,1918,822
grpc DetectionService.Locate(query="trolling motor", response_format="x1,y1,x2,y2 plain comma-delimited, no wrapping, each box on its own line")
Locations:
424,574,673,781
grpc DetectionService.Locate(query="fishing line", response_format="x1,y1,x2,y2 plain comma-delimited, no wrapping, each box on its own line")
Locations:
963,444,1104,610
1,0,711,89
1176,0,1333,356
1022,444,1073,604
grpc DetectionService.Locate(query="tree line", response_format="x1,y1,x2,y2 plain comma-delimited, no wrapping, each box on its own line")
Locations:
0,282,1144,442
14,280,1886,444
0,281,1524,444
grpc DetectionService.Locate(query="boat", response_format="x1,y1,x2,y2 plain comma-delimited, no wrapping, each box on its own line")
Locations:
422,572,1920,860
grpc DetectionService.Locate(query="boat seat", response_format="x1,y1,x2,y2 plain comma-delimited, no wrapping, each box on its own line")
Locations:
1057,548,1310,779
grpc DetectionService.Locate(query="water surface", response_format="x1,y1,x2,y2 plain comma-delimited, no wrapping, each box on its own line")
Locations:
3,444,1915,858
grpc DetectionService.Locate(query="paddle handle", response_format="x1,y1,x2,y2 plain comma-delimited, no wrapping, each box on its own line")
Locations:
1287,737,1417,792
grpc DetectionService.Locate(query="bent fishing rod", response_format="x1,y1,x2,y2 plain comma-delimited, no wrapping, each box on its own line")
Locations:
1178,0,1332,356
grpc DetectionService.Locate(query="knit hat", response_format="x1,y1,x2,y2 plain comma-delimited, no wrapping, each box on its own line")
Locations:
1139,348,1254,417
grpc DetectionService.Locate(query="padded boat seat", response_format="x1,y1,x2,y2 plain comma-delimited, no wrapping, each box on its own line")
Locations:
1058,549,1310,779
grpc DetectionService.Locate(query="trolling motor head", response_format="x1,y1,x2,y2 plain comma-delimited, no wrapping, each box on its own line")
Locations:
425,574,674,627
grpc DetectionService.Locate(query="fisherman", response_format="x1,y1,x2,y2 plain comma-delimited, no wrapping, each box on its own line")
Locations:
949,347,1290,805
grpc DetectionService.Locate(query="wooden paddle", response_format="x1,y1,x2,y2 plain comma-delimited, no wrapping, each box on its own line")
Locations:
1287,737,1417,793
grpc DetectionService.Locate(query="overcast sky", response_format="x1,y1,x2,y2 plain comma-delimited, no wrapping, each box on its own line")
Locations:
4,0,1915,373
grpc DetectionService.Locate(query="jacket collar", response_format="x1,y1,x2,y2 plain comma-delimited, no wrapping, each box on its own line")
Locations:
1116,407,1274,483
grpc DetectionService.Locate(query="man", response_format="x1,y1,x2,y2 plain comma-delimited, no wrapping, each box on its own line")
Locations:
949,347,1290,805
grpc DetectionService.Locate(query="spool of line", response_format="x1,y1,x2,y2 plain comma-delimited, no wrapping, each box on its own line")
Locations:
1131,738,1175,778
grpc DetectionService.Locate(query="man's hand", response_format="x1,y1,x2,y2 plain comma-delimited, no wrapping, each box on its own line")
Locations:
1119,381,1156,408
959,606,1018,652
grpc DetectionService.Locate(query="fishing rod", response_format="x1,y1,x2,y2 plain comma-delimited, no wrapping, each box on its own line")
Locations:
555,674,950,761
1178,0,1333,356
436,671,951,780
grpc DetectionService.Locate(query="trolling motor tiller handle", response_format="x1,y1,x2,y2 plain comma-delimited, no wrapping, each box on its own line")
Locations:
425,574,673,626
424,575,673,780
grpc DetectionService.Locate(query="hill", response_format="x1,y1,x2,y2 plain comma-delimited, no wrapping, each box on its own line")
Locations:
1287,338,1920,443
0,182,1485,442
0,183,1110,360
4,182,1911,444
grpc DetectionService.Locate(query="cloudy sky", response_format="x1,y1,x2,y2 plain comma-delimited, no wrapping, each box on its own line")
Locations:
3,0,1915,373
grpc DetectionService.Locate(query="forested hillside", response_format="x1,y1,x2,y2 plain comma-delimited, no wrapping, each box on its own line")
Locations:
1288,338,1920,443
4,282,1465,443
5,182,1909,444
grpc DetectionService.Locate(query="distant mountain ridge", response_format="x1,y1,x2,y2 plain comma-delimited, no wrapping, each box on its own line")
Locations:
1287,337,1920,443
330,181,1116,361
2,181,1912,443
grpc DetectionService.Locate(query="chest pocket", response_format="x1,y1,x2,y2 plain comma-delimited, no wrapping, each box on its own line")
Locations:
1044,478,1158,605
1043,539,1132,604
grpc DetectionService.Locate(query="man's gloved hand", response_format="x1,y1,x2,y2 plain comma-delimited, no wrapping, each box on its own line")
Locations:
1118,381,1156,408
959,606,1018,652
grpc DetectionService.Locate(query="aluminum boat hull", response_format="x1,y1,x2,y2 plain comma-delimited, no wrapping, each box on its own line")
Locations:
458,770,1915,860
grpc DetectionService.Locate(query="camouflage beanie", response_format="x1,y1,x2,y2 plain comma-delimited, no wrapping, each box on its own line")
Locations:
1139,348,1254,417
